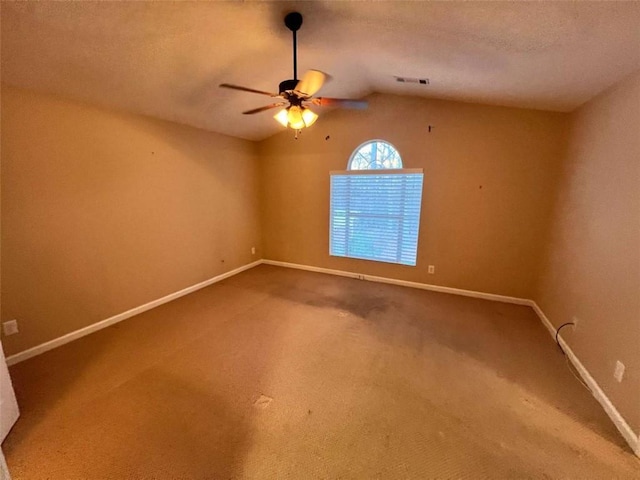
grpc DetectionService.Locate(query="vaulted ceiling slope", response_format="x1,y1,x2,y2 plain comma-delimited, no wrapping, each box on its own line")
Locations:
2,1,640,141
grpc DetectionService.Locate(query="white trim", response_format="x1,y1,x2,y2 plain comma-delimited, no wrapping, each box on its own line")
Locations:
262,259,531,305
330,168,423,176
530,301,640,457
6,260,264,366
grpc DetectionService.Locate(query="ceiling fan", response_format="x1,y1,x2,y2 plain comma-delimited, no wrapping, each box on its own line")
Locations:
219,11,367,133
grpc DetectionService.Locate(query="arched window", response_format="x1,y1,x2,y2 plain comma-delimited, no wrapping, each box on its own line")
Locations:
348,140,403,170
330,140,424,266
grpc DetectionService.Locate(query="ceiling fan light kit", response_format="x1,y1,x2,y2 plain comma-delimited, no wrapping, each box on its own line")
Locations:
219,11,367,137
274,105,318,130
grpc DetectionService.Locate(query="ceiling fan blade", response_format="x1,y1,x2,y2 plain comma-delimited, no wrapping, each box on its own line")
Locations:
310,97,368,110
295,70,328,97
242,103,286,115
220,83,280,97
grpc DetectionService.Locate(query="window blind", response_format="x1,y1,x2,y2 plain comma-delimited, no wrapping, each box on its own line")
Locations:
330,170,424,266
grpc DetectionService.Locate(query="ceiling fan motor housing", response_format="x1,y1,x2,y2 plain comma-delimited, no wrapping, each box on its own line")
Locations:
279,79,299,95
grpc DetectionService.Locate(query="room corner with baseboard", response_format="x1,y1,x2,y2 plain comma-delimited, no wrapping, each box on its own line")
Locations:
532,70,640,457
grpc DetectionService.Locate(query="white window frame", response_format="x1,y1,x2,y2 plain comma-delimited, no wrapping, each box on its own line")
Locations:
347,139,403,171
329,168,424,266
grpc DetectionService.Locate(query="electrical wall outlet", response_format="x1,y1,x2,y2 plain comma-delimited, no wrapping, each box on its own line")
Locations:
614,361,625,382
251,246,256,255
428,265,435,274
572,316,579,331
3,320,19,336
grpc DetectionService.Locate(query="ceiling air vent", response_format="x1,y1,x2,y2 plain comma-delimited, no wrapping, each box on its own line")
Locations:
394,76,429,85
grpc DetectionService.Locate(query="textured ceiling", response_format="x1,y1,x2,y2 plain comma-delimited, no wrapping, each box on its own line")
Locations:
2,1,640,141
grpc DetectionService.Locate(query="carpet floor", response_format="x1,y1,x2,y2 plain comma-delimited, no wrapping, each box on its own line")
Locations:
4,265,639,479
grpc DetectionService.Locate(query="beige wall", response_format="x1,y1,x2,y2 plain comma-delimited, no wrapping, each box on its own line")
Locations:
259,93,567,299
535,71,640,434
1,86,262,356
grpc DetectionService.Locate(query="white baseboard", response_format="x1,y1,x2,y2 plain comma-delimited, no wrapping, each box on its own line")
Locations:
6,260,264,366
262,259,531,306
530,301,639,457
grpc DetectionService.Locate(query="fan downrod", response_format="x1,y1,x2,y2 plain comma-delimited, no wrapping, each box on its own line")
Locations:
284,11,303,84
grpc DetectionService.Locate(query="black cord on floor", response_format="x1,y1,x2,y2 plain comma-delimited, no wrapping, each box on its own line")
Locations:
555,321,591,392
555,322,574,354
